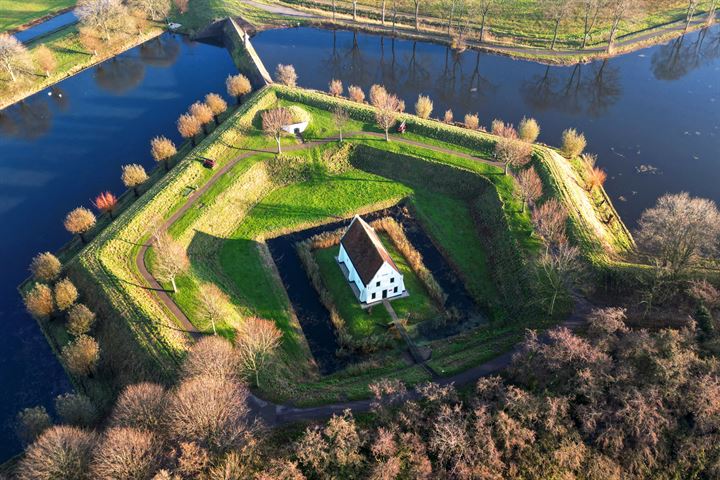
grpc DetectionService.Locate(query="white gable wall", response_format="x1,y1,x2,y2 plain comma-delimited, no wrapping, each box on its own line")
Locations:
365,262,405,303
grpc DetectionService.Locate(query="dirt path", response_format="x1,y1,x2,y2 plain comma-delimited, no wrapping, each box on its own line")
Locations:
133,129,573,426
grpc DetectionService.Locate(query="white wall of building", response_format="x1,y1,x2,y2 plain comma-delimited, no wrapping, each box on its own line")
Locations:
338,244,406,304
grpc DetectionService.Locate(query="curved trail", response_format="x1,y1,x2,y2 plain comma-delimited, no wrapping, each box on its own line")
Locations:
135,131,585,426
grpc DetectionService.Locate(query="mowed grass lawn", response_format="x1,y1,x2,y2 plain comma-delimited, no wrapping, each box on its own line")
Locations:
0,0,74,32
314,232,439,338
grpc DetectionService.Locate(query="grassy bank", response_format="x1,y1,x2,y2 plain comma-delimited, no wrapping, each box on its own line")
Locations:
0,0,74,32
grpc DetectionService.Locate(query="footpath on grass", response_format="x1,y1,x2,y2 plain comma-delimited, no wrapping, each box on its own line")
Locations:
131,129,592,427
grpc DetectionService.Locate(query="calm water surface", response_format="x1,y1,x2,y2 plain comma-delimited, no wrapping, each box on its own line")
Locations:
252,26,720,224
0,32,237,460
13,11,78,44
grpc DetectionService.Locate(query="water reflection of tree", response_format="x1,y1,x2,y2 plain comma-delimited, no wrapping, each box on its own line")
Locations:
0,99,52,140
520,61,621,116
94,57,146,94
139,35,181,68
651,27,720,81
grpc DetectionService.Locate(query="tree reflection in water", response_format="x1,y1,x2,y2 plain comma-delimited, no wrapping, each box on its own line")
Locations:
0,99,52,140
139,35,181,68
94,57,146,94
652,27,720,81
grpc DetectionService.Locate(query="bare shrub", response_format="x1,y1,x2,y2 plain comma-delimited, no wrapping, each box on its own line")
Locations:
121,164,148,196
177,441,210,477
90,427,161,479
152,232,189,293
516,166,543,212
561,128,587,158
332,106,350,142
464,113,480,129
165,375,252,453
79,28,104,56
182,335,238,380
16,406,51,446
688,279,720,308
55,393,98,427
236,317,282,386
197,283,230,336
61,335,100,377
205,93,227,124
64,207,96,242
348,85,365,103
586,166,607,191
275,64,298,86
261,107,293,154
537,243,583,314
491,119,517,139
111,382,167,431
0,33,33,82
67,303,96,336
532,198,569,247
177,113,201,146
370,85,402,141
35,45,57,77
29,252,61,282
190,101,214,133
296,410,363,476
328,78,343,96
443,109,453,124
518,117,540,143
636,193,720,274
25,283,54,319
495,137,532,174
54,277,78,311
414,94,433,119
16,426,97,480
150,136,176,170
226,73,251,104
93,191,118,217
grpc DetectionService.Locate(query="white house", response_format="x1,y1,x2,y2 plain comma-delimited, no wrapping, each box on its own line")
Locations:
337,215,406,305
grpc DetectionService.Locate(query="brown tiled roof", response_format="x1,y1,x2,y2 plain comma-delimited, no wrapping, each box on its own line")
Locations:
341,216,399,286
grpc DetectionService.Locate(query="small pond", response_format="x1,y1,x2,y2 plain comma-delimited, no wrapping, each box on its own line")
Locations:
252,25,720,225
0,32,238,461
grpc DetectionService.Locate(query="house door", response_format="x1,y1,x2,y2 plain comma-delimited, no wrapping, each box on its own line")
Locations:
382,289,388,299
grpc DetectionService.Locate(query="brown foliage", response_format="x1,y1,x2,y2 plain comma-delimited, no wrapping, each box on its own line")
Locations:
128,0,172,20
443,109,453,124
79,28,104,55
275,63,298,87
348,85,365,103
177,112,201,140
561,128,587,158
464,113,480,130
54,277,78,311
150,135,177,166
518,117,540,143
29,252,61,282
55,392,98,427
90,427,161,479
177,441,210,477
226,73,251,102
190,101,214,127
586,166,607,191
328,78,343,96
35,45,57,76
516,166,543,212
121,163,148,195
64,207,96,238
204,92,227,117
93,191,118,216
414,94,433,119
491,119,517,139
165,375,251,453
688,279,720,308
182,335,238,380
17,426,97,480
369,85,402,140
531,198,568,246
111,382,167,431
296,410,362,476
16,406,51,446
236,317,282,386
61,335,100,376
25,283,54,319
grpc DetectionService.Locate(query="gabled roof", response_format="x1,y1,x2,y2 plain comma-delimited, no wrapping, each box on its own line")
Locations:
341,216,399,286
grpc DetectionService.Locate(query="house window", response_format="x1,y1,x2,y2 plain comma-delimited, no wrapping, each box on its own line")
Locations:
376,281,380,287
390,277,395,283
394,287,398,293
371,293,376,300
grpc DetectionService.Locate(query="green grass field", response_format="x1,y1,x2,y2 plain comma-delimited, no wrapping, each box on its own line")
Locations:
0,0,74,32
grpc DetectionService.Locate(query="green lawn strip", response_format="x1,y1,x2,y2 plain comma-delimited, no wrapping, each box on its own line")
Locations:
0,0,74,32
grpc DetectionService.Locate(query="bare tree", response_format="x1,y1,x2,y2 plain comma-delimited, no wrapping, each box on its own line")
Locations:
55,393,98,427
537,243,582,315
261,107,293,154
177,113,201,146
516,166,543,213
329,78,343,96
111,382,167,431
577,0,604,49
0,33,32,82
353,0,359,20
67,303,96,336
370,85,402,141
236,317,282,386
478,0,494,42
541,0,574,50
29,252,62,282
93,191,118,218
495,137,532,175
707,0,718,26
166,375,252,453
16,406,51,446
75,0,130,41
24,283,54,319
415,94,433,119
605,0,641,53
128,0,172,20
54,277,78,312
348,85,365,103
182,335,239,379
532,198,569,247
189,101,214,135
16,426,97,480
226,73,252,104
64,207,96,243
684,0,701,31
561,128,587,158
205,93,227,125
153,232,189,293
197,283,229,335
275,64,298,87
412,0,423,30
636,193,720,274
90,427,161,479
150,135,176,171
332,106,350,142
62,335,100,377
35,45,57,77
121,163,148,196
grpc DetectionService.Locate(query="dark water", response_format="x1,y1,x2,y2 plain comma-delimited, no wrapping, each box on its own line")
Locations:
252,26,720,225
0,33,237,461
13,11,77,44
